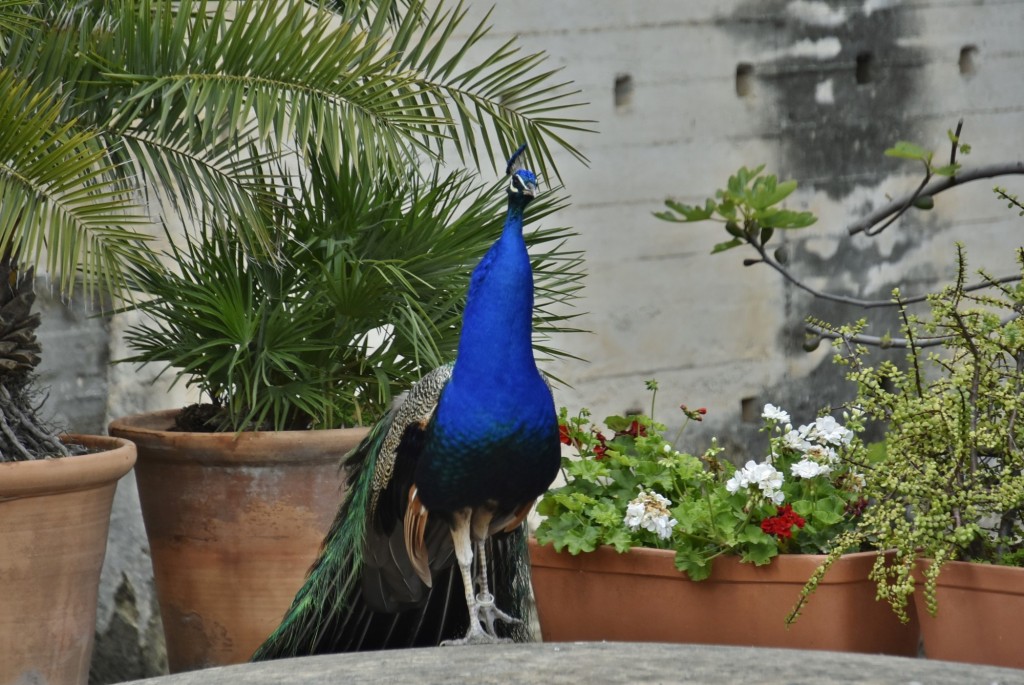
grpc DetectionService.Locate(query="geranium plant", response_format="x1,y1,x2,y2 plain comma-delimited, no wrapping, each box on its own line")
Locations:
535,381,870,580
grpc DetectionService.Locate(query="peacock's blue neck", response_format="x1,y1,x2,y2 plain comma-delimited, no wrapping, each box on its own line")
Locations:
452,202,537,383
417,194,560,512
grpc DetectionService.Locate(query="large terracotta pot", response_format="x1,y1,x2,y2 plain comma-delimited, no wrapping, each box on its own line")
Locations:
914,559,1024,668
0,435,136,685
109,410,368,672
529,540,919,656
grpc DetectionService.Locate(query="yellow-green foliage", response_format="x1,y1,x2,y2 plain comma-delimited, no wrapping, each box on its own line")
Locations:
810,244,1024,620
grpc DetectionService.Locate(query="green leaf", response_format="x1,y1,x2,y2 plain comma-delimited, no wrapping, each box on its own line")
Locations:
748,175,797,210
675,548,714,580
758,209,817,229
605,527,635,552
739,539,778,565
550,492,595,513
535,496,559,517
931,163,960,178
659,199,715,222
884,141,931,162
567,455,610,482
711,238,744,254
562,526,601,554
604,415,635,432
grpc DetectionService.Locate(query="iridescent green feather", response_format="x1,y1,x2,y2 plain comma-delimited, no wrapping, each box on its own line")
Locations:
252,415,389,658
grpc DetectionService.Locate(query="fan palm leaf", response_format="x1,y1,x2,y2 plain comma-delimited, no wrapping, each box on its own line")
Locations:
0,69,149,296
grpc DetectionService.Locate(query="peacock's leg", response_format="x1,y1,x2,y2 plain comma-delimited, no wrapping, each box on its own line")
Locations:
440,511,512,646
473,540,520,637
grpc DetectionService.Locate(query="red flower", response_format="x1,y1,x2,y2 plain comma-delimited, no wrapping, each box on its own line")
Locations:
592,431,609,460
616,419,647,438
558,424,574,446
680,404,708,422
760,504,806,539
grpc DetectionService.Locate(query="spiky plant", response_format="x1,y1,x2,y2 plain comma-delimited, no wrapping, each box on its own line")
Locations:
0,0,588,455
0,262,68,460
120,152,585,431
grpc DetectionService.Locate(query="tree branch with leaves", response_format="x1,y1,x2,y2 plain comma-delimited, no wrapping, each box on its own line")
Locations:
654,121,1024,350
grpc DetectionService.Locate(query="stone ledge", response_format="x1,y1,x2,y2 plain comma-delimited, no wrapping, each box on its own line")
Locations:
123,642,1024,684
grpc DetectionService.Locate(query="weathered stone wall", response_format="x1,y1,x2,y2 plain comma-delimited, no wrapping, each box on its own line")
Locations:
30,1,1024,681
460,0,1024,455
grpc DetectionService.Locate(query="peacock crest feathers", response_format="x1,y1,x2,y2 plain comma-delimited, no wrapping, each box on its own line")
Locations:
505,143,537,201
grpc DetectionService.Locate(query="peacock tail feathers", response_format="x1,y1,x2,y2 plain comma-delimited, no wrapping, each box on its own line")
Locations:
252,413,387,658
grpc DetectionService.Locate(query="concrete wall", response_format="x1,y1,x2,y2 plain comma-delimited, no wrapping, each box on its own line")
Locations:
464,0,1024,453
30,1,1024,681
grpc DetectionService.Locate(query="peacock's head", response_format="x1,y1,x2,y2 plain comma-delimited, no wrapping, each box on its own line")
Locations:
505,143,538,204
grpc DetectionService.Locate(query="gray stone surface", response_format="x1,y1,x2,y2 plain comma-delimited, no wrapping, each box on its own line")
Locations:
123,642,1024,685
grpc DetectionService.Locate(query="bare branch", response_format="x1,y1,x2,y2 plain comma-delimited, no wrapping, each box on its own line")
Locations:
848,162,1024,237
752,239,1022,310
865,166,931,237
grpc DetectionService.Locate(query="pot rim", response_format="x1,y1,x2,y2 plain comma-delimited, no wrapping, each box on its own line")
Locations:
109,409,370,466
917,558,1024,594
528,537,891,585
0,434,136,499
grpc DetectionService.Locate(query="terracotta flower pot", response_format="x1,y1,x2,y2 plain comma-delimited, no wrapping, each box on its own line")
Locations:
109,410,368,672
914,559,1024,668
0,435,136,685
529,540,919,655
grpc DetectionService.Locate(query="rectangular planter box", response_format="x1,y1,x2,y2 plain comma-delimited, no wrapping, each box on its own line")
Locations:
529,540,919,656
915,560,1024,669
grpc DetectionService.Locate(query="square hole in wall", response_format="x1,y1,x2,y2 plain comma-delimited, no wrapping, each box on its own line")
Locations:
959,45,979,76
614,73,633,108
735,63,754,97
740,396,760,423
855,52,873,84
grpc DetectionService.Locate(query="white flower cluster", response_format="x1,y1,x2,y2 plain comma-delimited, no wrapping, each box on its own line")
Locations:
761,403,791,425
762,404,856,482
725,460,785,504
624,490,678,540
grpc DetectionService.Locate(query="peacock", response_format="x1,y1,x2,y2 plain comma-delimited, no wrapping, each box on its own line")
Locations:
253,144,561,657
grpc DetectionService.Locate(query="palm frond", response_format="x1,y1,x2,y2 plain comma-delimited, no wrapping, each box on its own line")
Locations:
0,69,150,297
97,0,589,181
0,0,39,48
101,0,442,176
390,0,593,182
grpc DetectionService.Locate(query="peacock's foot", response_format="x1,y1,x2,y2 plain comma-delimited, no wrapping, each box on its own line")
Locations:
476,591,521,636
440,593,520,646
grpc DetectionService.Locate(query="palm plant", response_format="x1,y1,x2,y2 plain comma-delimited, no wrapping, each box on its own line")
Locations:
0,0,589,457
121,151,584,430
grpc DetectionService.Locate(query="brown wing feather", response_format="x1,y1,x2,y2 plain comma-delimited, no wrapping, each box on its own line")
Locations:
403,486,432,587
